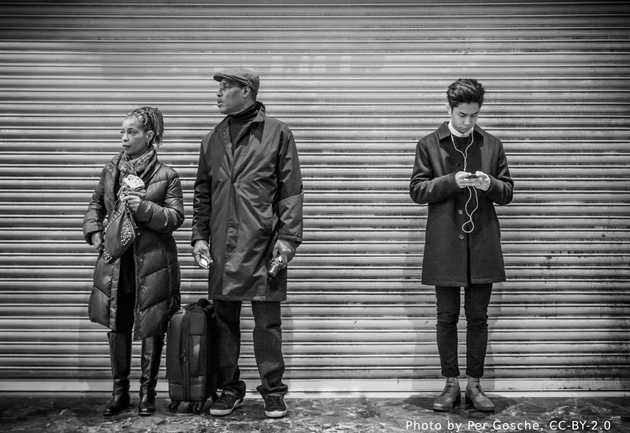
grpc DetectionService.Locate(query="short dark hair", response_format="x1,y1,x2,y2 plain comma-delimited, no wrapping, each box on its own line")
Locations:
447,79,485,108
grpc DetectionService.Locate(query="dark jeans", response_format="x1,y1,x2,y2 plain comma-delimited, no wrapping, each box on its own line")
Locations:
435,284,492,378
214,299,287,397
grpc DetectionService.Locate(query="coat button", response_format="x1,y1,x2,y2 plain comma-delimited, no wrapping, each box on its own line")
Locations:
457,209,464,215
458,234,465,240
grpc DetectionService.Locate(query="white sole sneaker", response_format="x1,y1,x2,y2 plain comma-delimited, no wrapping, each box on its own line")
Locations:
209,399,243,416
264,408,288,418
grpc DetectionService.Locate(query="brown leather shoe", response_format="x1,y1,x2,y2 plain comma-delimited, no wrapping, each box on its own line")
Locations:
465,383,495,412
433,380,461,411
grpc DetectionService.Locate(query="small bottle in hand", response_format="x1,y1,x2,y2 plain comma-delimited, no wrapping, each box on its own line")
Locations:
268,255,287,278
198,254,211,270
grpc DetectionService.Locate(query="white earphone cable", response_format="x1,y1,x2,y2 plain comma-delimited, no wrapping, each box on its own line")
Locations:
451,133,478,233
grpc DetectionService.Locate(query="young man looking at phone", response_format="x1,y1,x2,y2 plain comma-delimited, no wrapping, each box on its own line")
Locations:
409,79,513,412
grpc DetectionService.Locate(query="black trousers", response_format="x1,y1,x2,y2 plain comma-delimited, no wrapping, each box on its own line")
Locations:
435,283,492,378
115,249,135,333
214,299,287,397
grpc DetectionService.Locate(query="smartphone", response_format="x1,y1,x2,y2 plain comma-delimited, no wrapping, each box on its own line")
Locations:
464,173,479,179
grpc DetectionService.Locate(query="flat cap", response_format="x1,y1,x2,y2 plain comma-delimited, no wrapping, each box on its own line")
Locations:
213,68,260,93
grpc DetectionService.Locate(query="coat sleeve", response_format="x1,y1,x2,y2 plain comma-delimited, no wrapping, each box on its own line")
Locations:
82,167,107,244
275,128,303,246
409,138,459,204
191,137,212,245
485,141,514,205
134,171,184,233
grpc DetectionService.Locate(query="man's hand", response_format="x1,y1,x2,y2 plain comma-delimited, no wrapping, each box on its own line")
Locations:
273,239,296,263
91,231,103,251
472,170,491,191
455,171,478,189
192,240,213,269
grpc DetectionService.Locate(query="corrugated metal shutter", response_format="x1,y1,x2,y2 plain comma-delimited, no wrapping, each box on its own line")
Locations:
0,1,629,395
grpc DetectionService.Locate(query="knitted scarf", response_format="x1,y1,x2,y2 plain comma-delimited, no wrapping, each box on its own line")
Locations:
118,147,156,184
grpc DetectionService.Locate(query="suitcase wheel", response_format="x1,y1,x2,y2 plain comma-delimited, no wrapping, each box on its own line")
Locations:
168,401,180,413
191,400,206,414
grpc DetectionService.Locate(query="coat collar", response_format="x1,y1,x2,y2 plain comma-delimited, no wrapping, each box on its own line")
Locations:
219,101,266,127
436,121,485,143
215,101,267,177
236,102,265,143
245,101,266,125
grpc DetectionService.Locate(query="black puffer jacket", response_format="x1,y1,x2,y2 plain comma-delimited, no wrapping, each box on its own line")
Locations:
83,151,184,339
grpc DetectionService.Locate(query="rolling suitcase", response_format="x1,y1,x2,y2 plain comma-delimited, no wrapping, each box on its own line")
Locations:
166,298,218,413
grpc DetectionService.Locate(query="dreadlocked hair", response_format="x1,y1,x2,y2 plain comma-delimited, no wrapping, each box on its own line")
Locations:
127,106,164,147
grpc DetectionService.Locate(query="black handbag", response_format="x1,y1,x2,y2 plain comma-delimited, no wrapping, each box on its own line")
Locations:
101,199,139,263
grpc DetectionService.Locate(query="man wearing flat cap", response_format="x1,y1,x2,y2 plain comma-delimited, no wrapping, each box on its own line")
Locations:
192,68,303,418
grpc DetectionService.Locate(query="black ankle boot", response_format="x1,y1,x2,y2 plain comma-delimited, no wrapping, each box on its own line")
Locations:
103,331,132,417
138,335,164,416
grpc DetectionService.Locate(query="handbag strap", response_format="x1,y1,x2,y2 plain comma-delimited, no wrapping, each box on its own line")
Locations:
122,201,139,231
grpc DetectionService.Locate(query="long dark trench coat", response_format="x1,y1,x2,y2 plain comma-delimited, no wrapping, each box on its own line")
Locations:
409,122,513,286
83,152,184,339
192,103,303,301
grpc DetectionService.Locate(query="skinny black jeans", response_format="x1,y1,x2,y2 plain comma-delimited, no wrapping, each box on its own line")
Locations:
435,284,492,378
214,300,287,397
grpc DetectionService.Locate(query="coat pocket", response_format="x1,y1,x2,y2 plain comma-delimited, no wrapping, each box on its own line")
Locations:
88,287,110,327
89,253,114,327
92,253,114,295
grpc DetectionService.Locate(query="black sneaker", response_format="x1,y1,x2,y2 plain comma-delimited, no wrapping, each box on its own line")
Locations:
263,394,287,418
209,390,243,416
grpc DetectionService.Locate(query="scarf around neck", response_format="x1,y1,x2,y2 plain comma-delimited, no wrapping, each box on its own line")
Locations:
118,146,156,183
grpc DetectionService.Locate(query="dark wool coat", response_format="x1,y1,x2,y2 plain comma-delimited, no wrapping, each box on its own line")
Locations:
192,103,303,301
83,152,184,339
409,122,513,286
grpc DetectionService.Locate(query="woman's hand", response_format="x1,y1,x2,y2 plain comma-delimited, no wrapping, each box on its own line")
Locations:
121,191,143,213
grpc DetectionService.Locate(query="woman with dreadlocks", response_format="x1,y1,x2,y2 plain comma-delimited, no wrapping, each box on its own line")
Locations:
83,106,184,416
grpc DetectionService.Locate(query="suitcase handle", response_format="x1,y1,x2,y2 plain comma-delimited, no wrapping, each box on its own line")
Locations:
191,335,201,376
179,312,189,365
